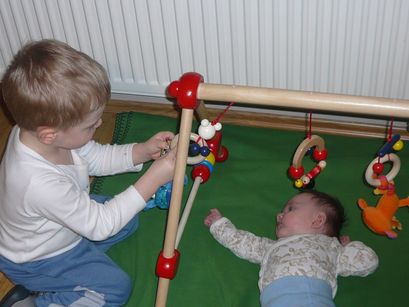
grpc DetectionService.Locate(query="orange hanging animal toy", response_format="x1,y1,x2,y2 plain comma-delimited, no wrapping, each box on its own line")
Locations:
358,175,409,239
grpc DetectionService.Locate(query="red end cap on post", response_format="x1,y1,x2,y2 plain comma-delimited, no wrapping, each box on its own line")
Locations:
156,249,181,280
167,72,203,109
192,164,211,184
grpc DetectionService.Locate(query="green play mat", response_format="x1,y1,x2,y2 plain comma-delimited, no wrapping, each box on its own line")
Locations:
91,112,409,307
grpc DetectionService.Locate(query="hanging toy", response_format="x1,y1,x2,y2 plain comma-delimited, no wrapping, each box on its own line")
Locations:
358,175,409,239
171,132,209,165
288,135,328,189
288,112,328,189
371,118,404,174
357,118,409,238
167,102,232,186
199,102,235,163
365,153,401,187
366,118,404,183
377,134,404,157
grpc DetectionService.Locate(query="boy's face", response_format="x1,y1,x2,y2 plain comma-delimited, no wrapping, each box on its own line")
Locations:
53,107,104,149
275,193,323,239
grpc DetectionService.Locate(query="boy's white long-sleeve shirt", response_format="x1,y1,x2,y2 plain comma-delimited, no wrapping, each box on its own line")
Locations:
0,126,146,263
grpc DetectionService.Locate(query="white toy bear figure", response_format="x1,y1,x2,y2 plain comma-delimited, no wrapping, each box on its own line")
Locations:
198,119,222,140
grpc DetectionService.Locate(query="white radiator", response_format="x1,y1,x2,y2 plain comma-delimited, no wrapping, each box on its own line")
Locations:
1,0,409,100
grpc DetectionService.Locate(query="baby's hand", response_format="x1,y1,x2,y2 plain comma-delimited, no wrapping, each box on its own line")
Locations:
339,235,351,246
204,208,223,227
133,131,174,163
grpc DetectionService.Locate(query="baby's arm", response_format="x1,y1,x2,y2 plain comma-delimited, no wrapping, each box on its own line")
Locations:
337,240,379,277
204,208,223,226
204,209,274,264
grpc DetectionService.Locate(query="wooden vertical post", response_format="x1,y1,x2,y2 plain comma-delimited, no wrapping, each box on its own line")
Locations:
155,108,193,307
155,72,203,307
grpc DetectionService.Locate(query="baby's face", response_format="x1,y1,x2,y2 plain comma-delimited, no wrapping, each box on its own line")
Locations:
275,193,323,239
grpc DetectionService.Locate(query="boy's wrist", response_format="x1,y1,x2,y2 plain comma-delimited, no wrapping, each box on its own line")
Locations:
132,143,149,165
133,172,160,201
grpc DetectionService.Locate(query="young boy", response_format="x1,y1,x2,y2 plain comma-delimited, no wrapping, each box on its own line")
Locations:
0,39,176,306
204,190,379,307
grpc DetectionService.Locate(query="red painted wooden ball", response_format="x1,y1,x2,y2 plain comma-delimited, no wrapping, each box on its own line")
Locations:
313,148,328,161
372,162,384,175
289,165,304,179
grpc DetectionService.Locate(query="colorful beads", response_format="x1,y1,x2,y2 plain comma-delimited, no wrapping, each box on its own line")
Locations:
294,179,303,188
371,134,404,177
289,135,328,189
189,143,200,156
393,140,404,151
289,165,305,180
372,162,384,175
192,164,211,183
204,152,215,165
189,142,210,158
378,134,402,157
312,148,328,161
200,146,211,157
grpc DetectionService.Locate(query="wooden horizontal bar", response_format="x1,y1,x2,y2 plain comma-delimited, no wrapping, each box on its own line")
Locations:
198,83,409,119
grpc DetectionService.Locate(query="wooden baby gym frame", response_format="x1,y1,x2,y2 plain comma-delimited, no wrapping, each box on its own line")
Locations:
155,72,409,307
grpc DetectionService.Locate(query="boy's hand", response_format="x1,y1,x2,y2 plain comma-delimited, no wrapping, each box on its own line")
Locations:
132,131,174,164
133,147,177,201
204,208,223,227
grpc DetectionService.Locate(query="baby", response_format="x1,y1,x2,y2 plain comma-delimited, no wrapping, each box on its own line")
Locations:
204,190,379,307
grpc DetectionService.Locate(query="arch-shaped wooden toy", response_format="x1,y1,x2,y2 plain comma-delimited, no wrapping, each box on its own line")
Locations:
171,133,208,165
365,153,401,187
288,135,328,188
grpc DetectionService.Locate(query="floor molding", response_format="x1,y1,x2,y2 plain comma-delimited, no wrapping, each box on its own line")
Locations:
108,99,409,140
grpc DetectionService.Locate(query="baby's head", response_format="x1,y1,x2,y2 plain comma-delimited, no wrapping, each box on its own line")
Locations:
1,39,110,131
276,190,346,239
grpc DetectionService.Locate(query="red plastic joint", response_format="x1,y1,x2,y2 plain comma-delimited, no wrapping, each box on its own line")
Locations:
167,72,203,109
192,164,211,183
155,249,180,280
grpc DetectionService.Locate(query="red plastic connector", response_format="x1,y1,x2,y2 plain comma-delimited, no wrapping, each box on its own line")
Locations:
155,249,181,280
167,72,203,109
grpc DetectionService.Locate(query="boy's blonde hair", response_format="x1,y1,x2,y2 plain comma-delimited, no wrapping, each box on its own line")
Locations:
1,39,110,130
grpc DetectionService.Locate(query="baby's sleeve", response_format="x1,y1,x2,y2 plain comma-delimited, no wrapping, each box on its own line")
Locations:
210,217,274,264
336,241,379,277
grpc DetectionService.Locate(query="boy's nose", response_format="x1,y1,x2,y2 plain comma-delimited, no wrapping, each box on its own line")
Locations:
276,213,283,222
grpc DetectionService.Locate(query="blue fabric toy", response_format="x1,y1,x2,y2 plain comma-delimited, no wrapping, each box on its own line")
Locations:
144,176,188,211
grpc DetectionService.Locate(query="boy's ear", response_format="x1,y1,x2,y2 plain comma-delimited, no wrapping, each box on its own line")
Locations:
37,127,57,145
312,211,327,229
